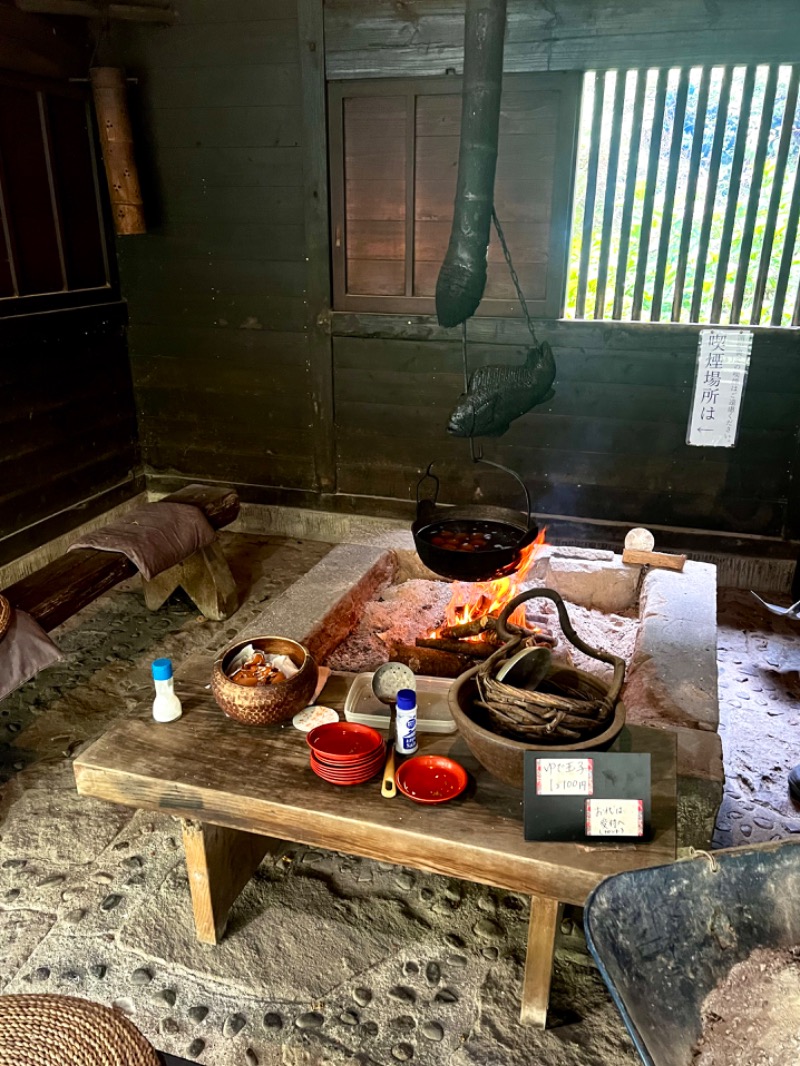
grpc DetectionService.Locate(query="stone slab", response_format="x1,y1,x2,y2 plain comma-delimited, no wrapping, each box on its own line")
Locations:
118,860,433,1001
239,544,396,662
544,554,641,613
625,562,719,730
0,908,56,991
0,784,132,866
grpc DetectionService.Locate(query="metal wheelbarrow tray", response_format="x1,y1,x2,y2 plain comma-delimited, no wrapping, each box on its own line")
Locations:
584,840,800,1066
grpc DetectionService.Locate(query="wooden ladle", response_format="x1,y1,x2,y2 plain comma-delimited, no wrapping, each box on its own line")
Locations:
371,662,416,799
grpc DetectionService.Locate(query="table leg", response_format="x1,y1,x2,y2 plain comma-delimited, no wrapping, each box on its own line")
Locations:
181,820,280,944
520,894,563,1027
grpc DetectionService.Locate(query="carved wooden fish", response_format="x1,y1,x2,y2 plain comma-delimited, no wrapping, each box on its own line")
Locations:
447,341,556,438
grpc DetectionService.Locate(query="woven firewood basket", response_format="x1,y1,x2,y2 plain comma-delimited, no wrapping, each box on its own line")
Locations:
211,635,318,726
474,588,626,744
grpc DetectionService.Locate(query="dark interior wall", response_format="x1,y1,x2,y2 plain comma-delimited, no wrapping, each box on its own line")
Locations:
0,7,140,568
0,304,140,567
110,0,800,543
106,0,316,496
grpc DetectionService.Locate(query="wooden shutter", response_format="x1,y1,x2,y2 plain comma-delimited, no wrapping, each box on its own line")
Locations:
329,73,580,317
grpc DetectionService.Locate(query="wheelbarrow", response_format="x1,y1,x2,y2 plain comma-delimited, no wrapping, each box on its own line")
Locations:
583,840,800,1066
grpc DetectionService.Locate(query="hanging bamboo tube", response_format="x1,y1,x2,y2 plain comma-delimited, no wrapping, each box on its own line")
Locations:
435,0,507,328
89,66,146,235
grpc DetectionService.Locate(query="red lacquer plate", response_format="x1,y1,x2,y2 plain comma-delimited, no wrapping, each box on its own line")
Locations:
395,755,468,805
312,746,385,771
306,722,384,762
310,751,383,785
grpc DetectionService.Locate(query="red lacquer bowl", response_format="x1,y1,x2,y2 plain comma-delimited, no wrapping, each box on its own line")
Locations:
306,722,384,762
395,755,468,805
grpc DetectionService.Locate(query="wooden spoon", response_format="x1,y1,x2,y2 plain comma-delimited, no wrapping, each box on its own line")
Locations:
381,746,397,798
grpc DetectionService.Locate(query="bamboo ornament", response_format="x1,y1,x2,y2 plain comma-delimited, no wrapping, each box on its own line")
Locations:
89,67,146,235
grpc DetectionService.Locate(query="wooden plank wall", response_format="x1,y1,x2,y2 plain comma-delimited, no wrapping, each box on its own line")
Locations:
323,0,800,539
325,0,800,78
0,303,140,566
108,0,316,493
331,316,799,537
0,9,141,567
109,0,800,542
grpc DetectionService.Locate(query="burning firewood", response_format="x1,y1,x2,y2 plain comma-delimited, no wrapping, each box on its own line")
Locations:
388,642,472,679
436,612,555,646
416,636,499,659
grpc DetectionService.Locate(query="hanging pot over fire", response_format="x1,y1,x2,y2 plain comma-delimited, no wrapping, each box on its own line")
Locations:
412,461,539,583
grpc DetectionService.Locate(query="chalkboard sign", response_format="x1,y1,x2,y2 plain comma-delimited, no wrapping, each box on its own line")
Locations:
523,752,651,842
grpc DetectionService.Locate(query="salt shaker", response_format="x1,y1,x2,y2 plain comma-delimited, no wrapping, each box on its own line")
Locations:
152,658,183,723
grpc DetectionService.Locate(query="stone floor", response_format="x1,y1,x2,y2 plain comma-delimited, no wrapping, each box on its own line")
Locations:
0,535,799,1066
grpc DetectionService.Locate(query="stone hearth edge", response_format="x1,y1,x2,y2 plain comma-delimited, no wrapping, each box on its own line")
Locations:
204,532,722,851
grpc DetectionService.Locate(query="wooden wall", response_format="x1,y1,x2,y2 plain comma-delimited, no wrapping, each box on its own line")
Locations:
107,0,317,495
0,6,141,568
111,0,800,544
0,303,140,567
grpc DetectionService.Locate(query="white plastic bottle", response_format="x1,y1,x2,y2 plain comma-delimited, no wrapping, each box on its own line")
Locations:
152,658,183,723
395,688,418,755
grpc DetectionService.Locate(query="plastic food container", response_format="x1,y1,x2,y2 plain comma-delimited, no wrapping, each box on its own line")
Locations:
343,672,456,734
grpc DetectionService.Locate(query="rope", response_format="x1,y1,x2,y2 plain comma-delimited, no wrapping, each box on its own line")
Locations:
492,206,540,347
685,846,719,873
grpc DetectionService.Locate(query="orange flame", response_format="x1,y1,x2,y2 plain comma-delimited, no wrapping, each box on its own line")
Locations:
431,528,548,637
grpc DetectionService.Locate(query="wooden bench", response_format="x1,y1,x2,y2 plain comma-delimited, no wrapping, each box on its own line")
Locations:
3,485,241,629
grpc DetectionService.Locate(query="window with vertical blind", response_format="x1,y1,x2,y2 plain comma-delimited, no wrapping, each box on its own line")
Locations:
564,64,800,326
328,74,580,318
0,73,114,316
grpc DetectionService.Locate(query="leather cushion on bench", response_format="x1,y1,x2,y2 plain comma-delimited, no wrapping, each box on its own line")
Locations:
68,502,215,581
0,609,63,701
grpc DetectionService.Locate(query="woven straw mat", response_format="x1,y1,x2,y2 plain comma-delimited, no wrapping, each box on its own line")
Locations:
0,594,10,645
0,994,161,1066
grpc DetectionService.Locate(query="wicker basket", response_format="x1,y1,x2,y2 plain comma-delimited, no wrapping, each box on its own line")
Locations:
0,994,160,1066
211,635,318,726
0,594,11,646
473,588,626,744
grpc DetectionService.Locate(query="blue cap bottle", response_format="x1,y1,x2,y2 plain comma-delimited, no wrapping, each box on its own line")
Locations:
395,688,418,754
152,658,173,680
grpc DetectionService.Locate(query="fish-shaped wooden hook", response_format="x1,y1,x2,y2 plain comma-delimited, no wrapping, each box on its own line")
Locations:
447,341,556,438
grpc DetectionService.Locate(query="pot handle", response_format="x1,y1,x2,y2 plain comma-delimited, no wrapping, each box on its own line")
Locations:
416,462,440,507
495,588,626,710
473,456,533,532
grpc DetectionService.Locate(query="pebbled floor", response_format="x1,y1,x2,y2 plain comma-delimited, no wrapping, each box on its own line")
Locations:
1,540,799,1066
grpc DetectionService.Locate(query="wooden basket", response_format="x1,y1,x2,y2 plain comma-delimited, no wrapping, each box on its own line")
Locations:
475,588,626,744
211,636,318,726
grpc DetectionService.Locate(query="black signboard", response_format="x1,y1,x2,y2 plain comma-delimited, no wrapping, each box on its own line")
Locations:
523,751,652,842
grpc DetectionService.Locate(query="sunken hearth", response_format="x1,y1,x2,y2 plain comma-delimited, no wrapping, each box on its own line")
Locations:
240,531,723,848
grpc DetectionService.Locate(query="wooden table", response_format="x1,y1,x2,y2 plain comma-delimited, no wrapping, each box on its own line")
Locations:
74,667,676,1028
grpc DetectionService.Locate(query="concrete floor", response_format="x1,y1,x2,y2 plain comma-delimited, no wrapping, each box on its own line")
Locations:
0,534,798,1066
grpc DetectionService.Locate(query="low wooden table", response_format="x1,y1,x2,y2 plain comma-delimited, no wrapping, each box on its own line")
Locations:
74,666,676,1028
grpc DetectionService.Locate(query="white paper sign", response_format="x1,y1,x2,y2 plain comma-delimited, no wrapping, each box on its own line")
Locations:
686,329,752,448
536,758,593,796
585,798,644,837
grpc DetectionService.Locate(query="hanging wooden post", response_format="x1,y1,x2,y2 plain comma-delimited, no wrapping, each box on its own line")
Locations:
89,66,146,235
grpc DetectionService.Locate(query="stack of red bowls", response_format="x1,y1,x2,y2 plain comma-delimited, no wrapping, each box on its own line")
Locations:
306,722,385,785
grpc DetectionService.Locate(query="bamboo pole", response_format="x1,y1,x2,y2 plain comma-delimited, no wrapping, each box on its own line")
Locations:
89,66,145,235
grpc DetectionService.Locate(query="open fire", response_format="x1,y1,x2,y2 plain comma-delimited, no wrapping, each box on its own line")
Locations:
429,529,548,640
